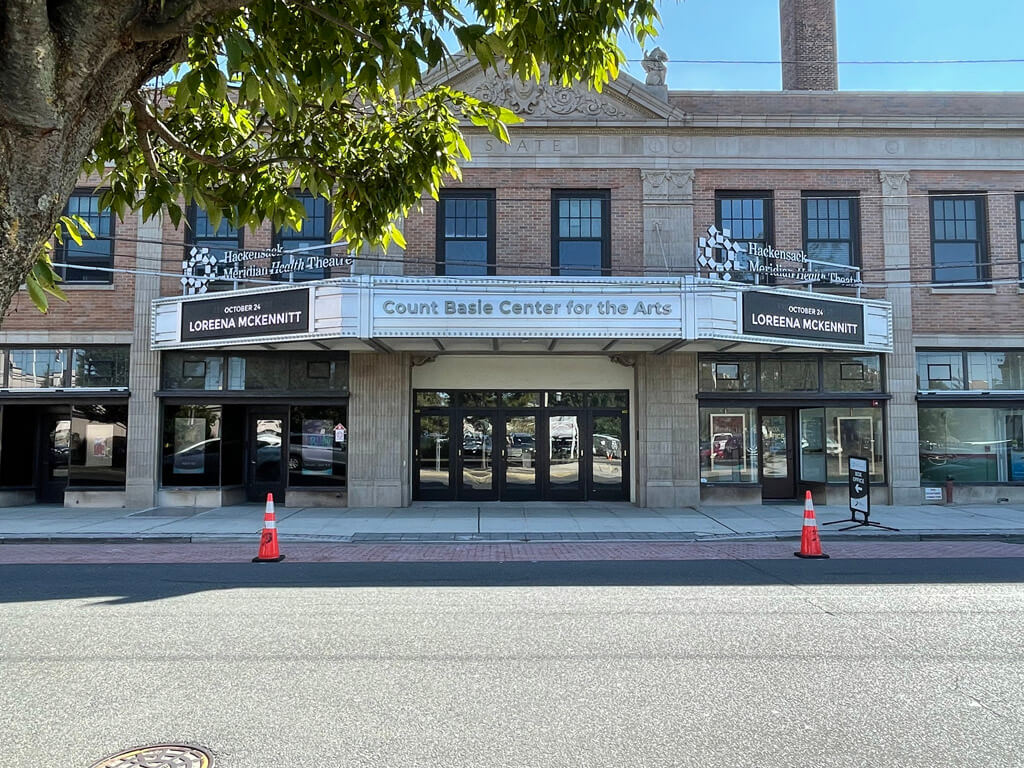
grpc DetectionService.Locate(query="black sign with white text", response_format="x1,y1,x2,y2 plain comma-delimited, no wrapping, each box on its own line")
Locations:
849,456,870,519
180,289,310,342
742,292,865,344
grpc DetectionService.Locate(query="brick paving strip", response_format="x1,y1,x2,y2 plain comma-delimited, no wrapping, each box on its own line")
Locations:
1,540,1023,565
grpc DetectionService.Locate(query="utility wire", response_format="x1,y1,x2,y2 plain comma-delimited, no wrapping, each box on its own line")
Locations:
625,57,1024,66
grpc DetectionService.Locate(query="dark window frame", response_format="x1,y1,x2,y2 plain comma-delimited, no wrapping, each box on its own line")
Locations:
929,192,989,284
436,189,496,276
1016,193,1024,283
697,352,886,396
1,345,130,389
917,348,1024,393
715,190,774,284
57,188,115,284
185,202,245,291
801,190,861,268
271,192,333,282
551,189,611,276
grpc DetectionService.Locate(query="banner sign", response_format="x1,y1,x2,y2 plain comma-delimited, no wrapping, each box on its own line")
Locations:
848,455,870,518
180,288,310,342
742,292,865,344
181,245,353,295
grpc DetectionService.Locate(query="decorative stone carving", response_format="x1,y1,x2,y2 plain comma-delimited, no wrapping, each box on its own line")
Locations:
609,354,637,368
642,48,669,86
641,169,695,200
879,171,910,198
469,69,633,119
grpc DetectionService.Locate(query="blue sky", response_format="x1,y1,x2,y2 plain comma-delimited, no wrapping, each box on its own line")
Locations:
618,0,1023,91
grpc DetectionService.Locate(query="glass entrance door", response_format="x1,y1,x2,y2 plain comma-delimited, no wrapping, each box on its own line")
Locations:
458,412,497,499
37,409,70,503
415,414,453,499
759,409,796,499
590,412,628,500
247,410,287,503
502,413,539,499
548,412,583,500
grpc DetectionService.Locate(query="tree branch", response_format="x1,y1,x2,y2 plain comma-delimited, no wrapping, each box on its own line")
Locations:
131,0,251,43
287,0,385,51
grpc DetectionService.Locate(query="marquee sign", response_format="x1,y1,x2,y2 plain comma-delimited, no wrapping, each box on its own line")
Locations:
742,291,865,344
180,288,310,342
696,225,860,286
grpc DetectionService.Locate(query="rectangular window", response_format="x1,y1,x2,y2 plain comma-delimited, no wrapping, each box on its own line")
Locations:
823,355,882,393
716,191,772,283
699,406,759,483
799,408,826,483
68,347,130,388
826,407,884,483
58,191,114,284
802,192,859,268
162,352,225,390
288,353,349,392
6,349,65,388
916,351,964,391
760,358,819,392
187,204,242,291
162,404,222,486
69,404,128,487
553,191,610,276
227,355,288,390
920,406,1024,483
274,193,333,281
289,406,348,487
930,194,988,283
697,359,756,392
438,191,494,276
967,351,1024,391
1018,194,1024,282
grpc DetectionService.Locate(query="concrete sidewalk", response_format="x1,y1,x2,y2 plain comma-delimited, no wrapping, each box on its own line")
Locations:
0,500,1021,542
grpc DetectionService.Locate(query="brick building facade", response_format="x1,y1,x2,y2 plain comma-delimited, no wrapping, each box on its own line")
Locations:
2,1,1023,509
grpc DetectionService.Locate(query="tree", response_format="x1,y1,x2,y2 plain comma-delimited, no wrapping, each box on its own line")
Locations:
0,0,659,318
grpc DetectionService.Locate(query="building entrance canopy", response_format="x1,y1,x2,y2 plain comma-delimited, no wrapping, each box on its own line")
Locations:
151,276,893,354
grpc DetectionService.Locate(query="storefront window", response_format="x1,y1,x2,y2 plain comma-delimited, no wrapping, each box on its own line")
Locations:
162,352,224,390
823,355,881,393
503,392,540,407
289,406,347,487
7,349,64,388
288,353,349,392
966,351,1024,391
461,391,498,407
799,408,826,482
919,406,1024,483
760,359,819,392
916,351,964,390
162,405,222,486
69,405,127,486
700,406,758,483
416,391,451,407
69,348,130,388
825,407,884,483
547,391,586,407
697,360,756,392
588,391,629,408
227,355,288,390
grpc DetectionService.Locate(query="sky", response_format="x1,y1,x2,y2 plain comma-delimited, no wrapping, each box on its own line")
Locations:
617,0,1024,91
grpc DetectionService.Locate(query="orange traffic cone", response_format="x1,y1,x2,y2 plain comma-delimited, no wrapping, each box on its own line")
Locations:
794,490,829,559
252,493,285,563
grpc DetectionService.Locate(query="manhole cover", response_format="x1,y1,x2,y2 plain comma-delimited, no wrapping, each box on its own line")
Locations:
89,744,213,768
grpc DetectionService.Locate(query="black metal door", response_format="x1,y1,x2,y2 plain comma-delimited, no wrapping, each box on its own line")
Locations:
500,410,541,500
37,408,69,503
760,409,796,499
247,409,287,503
413,412,454,500
456,410,498,500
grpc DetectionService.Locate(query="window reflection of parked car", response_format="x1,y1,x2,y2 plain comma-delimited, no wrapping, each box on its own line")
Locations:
592,433,621,459
506,432,535,459
713,433,740,461
166,438,220,475
462,433,492,456
286,432,347,473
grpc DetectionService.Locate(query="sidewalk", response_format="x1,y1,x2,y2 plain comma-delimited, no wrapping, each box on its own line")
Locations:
0,500,1021,543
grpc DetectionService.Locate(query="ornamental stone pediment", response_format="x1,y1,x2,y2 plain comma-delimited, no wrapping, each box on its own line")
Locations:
430,58,678,123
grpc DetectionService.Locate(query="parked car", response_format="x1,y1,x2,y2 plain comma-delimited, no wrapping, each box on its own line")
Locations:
593,433,622,459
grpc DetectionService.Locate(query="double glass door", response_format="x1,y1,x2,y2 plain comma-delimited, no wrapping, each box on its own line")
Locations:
247,409,287,503
414,391,628,502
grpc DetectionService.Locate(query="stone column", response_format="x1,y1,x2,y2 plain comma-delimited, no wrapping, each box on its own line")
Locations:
347,352,411,506
641,169,695,277
125,214,163,507
879,171,920,504
635,351,699,508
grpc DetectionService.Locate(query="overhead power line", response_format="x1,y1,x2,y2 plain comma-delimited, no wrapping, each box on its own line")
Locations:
626,57,1024,66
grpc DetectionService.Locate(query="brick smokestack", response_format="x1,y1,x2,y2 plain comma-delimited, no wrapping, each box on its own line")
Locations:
780,0,838,90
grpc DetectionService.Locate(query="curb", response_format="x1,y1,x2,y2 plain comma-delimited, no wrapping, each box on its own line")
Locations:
2,532,1024,545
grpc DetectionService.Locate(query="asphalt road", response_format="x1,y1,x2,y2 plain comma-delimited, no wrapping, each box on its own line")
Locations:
2,557,1023,767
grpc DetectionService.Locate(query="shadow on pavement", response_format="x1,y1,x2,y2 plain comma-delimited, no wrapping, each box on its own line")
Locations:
1,557,1023,604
